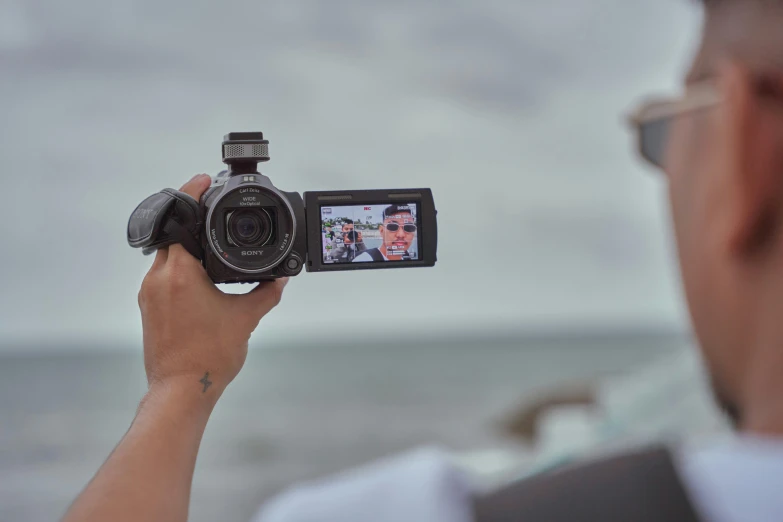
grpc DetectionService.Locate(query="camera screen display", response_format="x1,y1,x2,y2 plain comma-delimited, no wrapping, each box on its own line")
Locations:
320,203,420,264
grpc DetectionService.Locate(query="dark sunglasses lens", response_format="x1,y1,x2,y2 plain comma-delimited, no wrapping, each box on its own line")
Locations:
640,118,670,168
385,223,416,233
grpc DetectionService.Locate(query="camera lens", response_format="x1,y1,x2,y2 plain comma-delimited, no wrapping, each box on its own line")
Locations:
227,209,273,247
236,216,260,240
344,230,359,242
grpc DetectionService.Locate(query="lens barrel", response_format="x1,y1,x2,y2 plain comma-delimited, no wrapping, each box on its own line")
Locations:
227,209,273,247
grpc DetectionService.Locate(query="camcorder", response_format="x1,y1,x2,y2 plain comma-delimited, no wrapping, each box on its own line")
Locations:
127,132,438,283
343,230,360,242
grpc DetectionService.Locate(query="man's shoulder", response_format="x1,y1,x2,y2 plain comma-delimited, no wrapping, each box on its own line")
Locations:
352,251,374,262
474,446,701,522
253,440,783,522
253,447,473,522
677,436,783,522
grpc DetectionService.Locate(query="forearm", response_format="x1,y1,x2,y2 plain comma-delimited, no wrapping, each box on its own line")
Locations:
63,376,219,522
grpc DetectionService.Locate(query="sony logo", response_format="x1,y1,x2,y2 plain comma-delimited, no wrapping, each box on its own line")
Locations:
241,251,264,256
133,208,155,220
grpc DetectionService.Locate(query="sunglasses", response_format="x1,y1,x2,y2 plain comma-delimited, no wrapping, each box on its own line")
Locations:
384,223,417,233
628,82,721,169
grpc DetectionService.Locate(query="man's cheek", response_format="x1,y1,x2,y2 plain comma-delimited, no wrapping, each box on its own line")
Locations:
665,119,690,178
666,121,699,235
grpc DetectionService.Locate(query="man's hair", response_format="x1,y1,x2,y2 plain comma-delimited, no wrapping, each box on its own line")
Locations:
382,204,414,220
699,0,783,8
342,219,354,226
699,0,761,4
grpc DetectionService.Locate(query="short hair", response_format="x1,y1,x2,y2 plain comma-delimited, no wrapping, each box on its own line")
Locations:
382,204,414,220
341,219,354,226
699,0,783,8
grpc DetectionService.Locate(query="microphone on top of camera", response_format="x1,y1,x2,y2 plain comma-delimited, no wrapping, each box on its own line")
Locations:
221,132,270,167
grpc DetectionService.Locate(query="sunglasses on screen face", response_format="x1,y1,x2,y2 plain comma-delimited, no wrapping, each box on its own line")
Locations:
628,82,721,169
384,223,417,233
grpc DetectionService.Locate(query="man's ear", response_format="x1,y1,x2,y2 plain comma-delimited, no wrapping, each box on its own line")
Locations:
724,63,783,255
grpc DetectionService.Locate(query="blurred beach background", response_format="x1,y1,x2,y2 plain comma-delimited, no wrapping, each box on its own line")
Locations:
0,0,718,521
1,333,691,522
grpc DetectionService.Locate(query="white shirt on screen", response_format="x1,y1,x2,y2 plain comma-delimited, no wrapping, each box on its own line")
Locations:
252,436,783,522
353,247,418,263
352,250,388,262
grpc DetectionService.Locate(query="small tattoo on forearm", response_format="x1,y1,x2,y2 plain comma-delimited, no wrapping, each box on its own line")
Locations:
199,372,212,393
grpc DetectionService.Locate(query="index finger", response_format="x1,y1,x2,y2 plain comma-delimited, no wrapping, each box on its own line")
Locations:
180,173,212,200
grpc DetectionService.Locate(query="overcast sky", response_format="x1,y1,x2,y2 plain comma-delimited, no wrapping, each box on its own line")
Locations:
0,0,703,349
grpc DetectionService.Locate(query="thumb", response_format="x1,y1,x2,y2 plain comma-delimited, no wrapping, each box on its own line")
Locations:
232,278,289,322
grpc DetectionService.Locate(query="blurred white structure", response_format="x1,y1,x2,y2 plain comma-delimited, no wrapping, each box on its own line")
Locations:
453,347,731,490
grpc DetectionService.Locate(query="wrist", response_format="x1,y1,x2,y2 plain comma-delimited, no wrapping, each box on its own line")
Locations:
141,374,223,418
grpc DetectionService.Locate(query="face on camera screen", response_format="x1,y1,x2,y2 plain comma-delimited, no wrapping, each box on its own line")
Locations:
320,203,419,264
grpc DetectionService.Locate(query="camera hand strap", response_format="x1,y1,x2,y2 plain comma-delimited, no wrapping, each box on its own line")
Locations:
472,446,701,522
127,188,204,261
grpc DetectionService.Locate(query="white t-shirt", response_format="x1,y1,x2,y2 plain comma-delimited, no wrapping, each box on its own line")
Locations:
353,249,387,262
253,436,783,522
675,435,783,522
254,448,473,522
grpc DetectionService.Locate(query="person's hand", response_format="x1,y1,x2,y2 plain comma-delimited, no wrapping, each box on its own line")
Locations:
357,231,363,243
137,174,288,398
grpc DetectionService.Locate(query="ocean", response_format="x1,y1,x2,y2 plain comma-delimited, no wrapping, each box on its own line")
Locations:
0,332,687,522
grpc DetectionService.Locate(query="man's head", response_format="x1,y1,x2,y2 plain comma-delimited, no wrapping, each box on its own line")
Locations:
325,226,332,232
380,205,417,257
644,0,783,427
341,219,357,244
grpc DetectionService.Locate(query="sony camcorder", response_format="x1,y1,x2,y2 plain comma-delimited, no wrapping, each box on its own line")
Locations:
127,132,438,283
